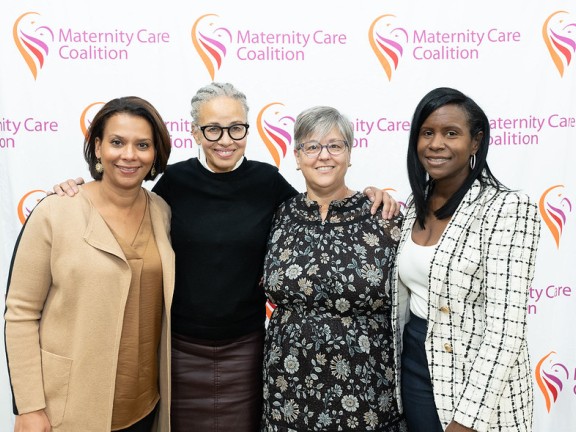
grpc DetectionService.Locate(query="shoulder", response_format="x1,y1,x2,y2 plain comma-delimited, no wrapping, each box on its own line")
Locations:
242,159,297,198
364,201,404,241
162,158,196,176
146,190,170,212
243,159,280,176
474,188,540,238
19,193,91,241
482,187,537,215
272,193,302,219
29,192,89,218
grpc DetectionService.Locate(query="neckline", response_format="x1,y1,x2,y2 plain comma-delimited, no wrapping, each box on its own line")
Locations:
408,231,438,248
192,157,247,179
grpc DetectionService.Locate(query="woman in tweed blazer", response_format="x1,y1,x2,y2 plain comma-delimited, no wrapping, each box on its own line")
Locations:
392,88,540,432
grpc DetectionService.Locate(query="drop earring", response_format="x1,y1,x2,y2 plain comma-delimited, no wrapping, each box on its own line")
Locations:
469,154,476,169
95,158,103,173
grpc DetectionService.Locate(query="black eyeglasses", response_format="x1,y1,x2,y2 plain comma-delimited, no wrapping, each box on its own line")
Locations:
198,124,249,142
296,140,348,157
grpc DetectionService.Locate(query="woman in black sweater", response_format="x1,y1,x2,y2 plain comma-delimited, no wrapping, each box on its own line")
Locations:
153,83,297,432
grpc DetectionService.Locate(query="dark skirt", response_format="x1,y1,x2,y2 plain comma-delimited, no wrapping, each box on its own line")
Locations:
171,329,264,432
401,313,443,432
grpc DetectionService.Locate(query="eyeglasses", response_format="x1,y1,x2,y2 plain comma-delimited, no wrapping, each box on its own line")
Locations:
198,124,249,142
296,140,348,157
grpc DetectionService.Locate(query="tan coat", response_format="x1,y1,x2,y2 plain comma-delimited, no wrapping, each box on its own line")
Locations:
5,189,174,432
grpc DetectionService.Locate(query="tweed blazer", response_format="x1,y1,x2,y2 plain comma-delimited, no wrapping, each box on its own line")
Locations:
391,180,540,432
5,188,175,432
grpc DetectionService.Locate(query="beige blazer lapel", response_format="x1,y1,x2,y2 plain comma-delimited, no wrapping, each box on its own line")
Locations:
148,191,175,310
81,194,128,262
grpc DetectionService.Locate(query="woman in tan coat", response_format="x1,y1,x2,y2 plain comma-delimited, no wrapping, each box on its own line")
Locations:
4,96,175,432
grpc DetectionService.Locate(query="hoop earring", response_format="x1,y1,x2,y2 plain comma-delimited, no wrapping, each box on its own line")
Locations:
95,158,103,173
470,154,476,170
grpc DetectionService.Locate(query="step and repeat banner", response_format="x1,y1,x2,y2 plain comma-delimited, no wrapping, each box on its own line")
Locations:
1,0,574,430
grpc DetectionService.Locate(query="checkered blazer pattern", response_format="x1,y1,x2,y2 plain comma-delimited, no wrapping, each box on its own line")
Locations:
391,180,541,431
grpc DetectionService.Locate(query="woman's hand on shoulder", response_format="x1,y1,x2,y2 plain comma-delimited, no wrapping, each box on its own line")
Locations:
47,178,85,197
363,186,401,219
445,420,475,432
14,409,52,431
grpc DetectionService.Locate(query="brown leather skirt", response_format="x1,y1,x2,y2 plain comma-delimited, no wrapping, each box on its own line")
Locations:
171,329,264,432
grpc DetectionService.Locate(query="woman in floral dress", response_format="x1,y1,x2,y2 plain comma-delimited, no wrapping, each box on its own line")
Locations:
261,106,407,431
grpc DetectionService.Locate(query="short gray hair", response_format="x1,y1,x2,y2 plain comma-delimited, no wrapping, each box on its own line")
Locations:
294,106,353,148
190,82,249,124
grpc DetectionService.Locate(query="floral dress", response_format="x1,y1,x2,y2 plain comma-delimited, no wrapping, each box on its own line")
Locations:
262,192,407,431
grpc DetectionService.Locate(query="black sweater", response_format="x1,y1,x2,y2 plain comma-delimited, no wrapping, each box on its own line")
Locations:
153,158,297,339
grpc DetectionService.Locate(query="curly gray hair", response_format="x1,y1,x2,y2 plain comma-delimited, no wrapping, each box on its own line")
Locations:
190,82,249,124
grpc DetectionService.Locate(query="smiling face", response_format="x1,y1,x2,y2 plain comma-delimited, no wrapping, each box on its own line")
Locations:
417,104,481,193
95,113,155,191
295,126,351,195
192,96,248,173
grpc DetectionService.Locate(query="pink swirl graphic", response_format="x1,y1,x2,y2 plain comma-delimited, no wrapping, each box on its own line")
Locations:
191,14,232,80
535,351,570,413
542,11,576,77
13,12,54,80
539,184,572,248
369,14,409,81
256,103,295,168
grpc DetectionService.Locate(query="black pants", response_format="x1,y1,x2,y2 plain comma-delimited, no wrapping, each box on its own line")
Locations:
401,313,443,432
114,405,157,432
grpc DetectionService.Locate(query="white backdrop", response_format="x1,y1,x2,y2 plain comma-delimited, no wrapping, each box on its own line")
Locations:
1,0,575,430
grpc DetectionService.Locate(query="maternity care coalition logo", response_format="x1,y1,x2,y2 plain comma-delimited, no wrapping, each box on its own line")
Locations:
369,12,522,81
191,13,348,79
539,184,573,249
13,12,54,80
542,11,576,77
535,351,576,412
368,15,408,81
256,103,295,168
13,10,171,80
191,14,232,80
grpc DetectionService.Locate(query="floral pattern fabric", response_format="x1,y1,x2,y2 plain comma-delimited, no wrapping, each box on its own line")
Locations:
262,193,406,431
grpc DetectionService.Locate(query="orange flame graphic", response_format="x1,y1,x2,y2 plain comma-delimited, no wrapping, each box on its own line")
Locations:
256,103,294,168
539,184,572,248
17,190,46,224
13,12,52,80
80,102,105,138
542,11,576,77
265,300,277,320
535,351,570,413
368,14,408,81
191,14,231,80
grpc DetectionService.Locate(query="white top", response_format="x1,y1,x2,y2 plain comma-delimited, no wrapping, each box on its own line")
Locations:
197,146,244,172
397,232,437,319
